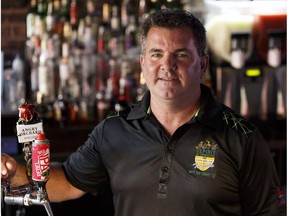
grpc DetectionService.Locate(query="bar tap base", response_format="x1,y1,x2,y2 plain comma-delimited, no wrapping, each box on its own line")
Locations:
2,183,54,216
2,185,114,216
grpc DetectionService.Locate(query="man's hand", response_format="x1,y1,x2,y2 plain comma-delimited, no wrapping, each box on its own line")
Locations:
1,153,17,181
1,153,85,202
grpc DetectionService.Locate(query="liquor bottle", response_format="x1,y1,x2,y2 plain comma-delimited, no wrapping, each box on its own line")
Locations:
114,59,135,112
114,91,128,112
104,59,118,113
113,59,134,112
96,26,110,91
57,0,70,38
53,0,62,35
109,4,124,59
95,23,113,121
29,36,42,102
59,42,71,95
69,98,79,125
78,27,96,125
13,53,26,105
25,0,37,88
34,0,48,38
125,15,138,53
79,51,97,124
96,86,112,122
78,99,88,125
60,0,70,23
138,0,147,26
83,15,96,54
102,2,111,25
67,54,80,103
8,54,26,110
46,0,55,34
82,41,97,124
110,5,120,36
38,34,55,103
53,92,69,127
136,71,148,101
85,0,100,47
37,0,48,17
62,20,73,44
121,0,133,30
26,0,38,39
101,3,112,51
70,0,78,30
108,59,121,98
53,42,70,127
114,74,128,112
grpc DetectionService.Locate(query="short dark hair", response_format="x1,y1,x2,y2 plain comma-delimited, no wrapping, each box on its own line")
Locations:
140,9,207,56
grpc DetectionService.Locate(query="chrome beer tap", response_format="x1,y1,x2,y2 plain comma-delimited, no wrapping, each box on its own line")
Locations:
1,103,54,216
3,182,53,216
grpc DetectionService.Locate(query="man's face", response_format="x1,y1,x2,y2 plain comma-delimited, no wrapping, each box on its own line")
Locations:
140,27,207,103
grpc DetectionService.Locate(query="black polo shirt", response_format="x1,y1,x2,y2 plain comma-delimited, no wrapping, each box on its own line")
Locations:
63,85,285,216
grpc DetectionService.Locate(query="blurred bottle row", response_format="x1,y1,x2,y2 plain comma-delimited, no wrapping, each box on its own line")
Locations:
1,0,183,126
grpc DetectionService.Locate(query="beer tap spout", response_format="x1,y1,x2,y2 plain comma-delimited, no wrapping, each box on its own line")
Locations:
43,200,54,216
3,184,54,216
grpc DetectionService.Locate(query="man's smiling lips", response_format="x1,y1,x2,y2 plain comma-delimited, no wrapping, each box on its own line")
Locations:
158,77,179,81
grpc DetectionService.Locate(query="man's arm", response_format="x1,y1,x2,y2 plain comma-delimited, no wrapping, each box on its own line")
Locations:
46,162,85,202
1,153,85,202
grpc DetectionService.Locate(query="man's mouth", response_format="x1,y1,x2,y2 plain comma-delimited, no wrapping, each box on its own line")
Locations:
158,77,178,81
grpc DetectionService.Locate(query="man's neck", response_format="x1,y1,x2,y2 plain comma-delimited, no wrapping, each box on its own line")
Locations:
150,95,200,137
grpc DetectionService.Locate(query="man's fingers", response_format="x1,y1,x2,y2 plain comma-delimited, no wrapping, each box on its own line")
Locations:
1,167,8,176
1,155,16,179
6,161,15,170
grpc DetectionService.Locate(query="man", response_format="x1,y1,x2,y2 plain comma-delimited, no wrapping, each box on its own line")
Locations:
2,9,285,215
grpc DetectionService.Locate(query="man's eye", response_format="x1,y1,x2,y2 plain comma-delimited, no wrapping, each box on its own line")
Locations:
176,53,188,58
151,53,162,58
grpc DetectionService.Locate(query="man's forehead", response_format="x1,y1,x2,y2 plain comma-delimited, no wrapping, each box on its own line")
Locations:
146,27,194,41
145,28,195,50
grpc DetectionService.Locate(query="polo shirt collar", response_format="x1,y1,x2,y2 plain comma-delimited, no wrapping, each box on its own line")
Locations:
127,91,151,120
197,85,224,130
127,85,224,130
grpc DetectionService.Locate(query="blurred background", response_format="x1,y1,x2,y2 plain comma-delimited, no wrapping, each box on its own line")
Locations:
1,0,287,215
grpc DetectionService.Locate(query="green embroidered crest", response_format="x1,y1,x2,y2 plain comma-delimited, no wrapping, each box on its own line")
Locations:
189,139,218,178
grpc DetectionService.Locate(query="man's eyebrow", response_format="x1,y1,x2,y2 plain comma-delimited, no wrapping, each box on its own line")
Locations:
148,48,163,53
148,48,192,54
175,48,192,54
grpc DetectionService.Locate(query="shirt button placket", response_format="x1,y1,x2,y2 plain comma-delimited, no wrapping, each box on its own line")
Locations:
157,143,174,199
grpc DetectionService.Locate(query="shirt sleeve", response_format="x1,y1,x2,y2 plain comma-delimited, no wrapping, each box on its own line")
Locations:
239,128,286,215
63,122,110,193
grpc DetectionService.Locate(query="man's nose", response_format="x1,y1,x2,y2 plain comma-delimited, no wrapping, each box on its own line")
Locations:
161,55,177,72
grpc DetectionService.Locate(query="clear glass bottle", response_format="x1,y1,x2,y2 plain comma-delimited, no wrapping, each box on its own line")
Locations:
10,53,26,110
26,0,38,38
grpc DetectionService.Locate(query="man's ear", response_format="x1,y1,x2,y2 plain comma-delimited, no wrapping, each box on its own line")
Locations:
140,55,144,67
200,55,209,79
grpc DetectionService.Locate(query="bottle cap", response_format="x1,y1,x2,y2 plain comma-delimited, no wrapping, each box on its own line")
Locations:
36,132,46,140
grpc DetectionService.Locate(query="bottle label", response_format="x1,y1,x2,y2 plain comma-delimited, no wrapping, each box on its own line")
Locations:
16,122,43,143
32,142,50,182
